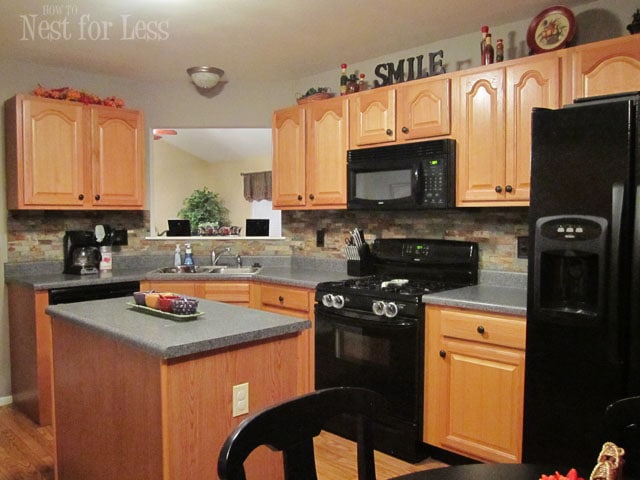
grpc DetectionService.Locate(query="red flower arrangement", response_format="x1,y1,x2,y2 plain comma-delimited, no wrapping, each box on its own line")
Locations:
32,84,125,108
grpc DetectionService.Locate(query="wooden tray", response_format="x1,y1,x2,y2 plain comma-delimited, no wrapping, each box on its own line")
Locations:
126,302,203,322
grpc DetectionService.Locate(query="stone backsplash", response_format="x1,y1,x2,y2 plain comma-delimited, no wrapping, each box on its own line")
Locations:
6,207,529,272
282,208,529,272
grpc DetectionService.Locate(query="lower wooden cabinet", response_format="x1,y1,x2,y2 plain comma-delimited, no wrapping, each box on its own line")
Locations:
424,305,526,463
7,285,52,426
141,279,316,394
253,282,315,394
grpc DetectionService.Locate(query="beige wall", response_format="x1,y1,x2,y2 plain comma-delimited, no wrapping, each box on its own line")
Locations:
151,141,218,235
151,140,272,234
0,0,636,400
291,0,638,95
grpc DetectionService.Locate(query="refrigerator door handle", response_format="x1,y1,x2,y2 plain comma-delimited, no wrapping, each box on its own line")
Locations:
629,185,640,393
608,182,624,364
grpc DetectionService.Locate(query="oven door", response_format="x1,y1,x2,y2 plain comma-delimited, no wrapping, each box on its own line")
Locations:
314,305,422,423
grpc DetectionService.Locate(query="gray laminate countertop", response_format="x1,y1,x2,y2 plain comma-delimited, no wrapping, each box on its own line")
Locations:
46,296,310,359
423,284,527,316
4,258,352,291
7,259,528,316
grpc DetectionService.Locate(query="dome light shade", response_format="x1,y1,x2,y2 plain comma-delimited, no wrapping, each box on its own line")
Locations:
187,66,225,89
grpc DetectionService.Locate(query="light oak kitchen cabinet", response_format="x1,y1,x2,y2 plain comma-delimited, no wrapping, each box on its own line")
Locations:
253,282,315,393
566,34,640,103
455,35,639,207
454,53,561,206
424,305,526,463
272,95,348,209
349,75,451,148
4,94,145,210
7,286,52,426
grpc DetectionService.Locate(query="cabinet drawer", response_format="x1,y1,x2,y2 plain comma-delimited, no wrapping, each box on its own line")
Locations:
196,282,250,304
437,307,525,349
259,284,309,313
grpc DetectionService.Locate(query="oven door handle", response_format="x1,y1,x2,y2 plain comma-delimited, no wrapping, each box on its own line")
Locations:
317,309,417,330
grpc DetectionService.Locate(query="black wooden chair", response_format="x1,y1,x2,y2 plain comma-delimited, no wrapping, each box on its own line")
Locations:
604,395,640,476
217,386,388,480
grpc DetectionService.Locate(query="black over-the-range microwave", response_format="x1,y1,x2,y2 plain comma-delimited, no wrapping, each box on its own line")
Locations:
347,139,456,210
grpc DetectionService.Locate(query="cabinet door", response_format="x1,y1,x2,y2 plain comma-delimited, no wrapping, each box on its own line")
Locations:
89,107,145,208
349,87,396,147
506,55,562,203
306,97,348,208
436,338,525,463
397,76,451,140
570,35,640,101
456,68,506,205
272,106,306,208
20,97,86,207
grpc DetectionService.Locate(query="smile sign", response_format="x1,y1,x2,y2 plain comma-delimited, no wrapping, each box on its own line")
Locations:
373,51,446,87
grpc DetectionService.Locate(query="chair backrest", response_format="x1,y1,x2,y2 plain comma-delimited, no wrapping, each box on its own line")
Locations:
217,387,388,480
604,396,640,475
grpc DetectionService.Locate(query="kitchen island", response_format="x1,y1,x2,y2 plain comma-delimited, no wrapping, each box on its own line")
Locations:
46,297,311,480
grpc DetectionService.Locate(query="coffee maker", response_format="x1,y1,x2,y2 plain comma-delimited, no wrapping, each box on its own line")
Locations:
63,230,103,275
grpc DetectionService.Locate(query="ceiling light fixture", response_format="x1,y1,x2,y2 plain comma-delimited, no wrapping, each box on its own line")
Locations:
187,66,225,89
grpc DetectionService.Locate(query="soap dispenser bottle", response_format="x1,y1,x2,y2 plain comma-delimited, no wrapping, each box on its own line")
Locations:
174,244,182,267
183,243,194,266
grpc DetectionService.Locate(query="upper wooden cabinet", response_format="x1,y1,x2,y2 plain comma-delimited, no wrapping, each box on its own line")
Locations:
88,106,145,208
455,54,561,206
273,96,348,210
270,36,639,210
567,35,640,102
349,76,451,148
4,94,145,210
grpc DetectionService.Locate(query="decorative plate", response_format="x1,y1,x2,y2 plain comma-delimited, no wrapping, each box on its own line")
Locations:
126,302,203,322
527,5,576,54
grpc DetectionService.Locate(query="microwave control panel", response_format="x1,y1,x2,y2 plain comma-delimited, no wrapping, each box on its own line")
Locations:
422,157,450,207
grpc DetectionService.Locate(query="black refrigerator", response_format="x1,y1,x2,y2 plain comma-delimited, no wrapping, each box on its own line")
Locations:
523,92,640,469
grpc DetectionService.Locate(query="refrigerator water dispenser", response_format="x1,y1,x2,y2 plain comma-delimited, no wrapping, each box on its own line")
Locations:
533,215,607,324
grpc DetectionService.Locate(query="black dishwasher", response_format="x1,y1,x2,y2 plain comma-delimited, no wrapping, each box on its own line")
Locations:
48,281,140,304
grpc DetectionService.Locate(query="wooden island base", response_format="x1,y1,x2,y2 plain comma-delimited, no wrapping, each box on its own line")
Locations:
52,319,303,480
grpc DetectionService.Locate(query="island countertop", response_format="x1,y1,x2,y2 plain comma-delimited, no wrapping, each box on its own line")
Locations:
46,296,311,359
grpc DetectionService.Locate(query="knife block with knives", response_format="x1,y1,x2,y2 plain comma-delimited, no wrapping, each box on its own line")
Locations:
347,243,375,276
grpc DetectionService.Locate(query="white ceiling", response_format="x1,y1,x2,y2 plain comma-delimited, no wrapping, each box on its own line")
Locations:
155,128,272,163
0,0,594,84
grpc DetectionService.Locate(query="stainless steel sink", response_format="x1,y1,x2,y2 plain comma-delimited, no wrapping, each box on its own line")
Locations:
153,265,219,274
208,266,262,275
152,265,261,275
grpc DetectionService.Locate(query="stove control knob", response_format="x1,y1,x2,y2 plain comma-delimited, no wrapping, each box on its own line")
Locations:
332,295,345,309
322,294,335,308
372,301,386,316
384,302,399,318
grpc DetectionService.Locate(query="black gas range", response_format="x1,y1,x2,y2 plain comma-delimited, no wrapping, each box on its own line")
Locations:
316,238,478,319
314,238,478,462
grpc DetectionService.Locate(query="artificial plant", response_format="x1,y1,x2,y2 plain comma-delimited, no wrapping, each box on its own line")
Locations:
177,186,230,232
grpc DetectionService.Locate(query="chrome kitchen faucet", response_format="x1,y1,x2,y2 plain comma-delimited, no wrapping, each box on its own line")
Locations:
211,247,231,265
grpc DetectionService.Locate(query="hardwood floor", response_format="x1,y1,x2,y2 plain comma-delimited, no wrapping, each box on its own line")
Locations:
0,406,54,480
0,405,446,479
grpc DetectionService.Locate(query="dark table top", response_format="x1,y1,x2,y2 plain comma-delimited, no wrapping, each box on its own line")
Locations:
390,463,637,480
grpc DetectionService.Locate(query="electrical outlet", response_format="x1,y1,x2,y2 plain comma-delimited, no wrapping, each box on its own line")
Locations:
517,236,529,259
316,229,325,248
232,382,249,417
